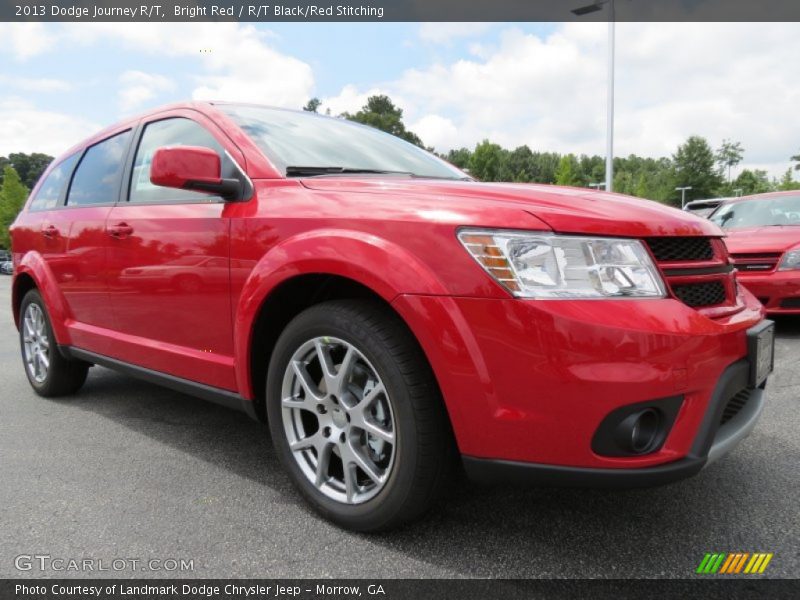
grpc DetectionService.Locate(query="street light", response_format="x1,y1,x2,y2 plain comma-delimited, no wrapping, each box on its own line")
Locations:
675,186,692,208
572,0,615,193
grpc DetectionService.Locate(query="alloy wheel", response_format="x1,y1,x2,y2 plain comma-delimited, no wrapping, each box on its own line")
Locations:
281,336,396,504
23,303,50,384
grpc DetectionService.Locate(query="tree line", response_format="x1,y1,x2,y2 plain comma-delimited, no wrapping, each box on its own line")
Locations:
2,94,800,250
304,95,800,205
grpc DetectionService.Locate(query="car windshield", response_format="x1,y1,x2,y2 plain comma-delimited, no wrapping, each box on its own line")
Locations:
218,104,467,180
710,195,800,229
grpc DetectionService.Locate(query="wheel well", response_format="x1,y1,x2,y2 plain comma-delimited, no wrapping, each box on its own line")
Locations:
12,273,36,328
249,274,401,420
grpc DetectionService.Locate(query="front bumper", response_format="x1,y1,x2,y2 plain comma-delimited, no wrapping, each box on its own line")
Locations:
463,360,765,487
392,292,767,477
738,270,800,314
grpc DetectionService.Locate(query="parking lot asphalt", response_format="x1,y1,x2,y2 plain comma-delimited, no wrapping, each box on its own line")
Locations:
0,274,797,579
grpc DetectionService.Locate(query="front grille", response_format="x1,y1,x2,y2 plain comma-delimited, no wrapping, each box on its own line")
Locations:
720,389,752,425
672,281,727,307
780,297,800,309
645,237,714,262
730,252,781,273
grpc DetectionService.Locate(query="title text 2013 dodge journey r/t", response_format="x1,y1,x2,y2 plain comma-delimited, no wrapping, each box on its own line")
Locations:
10,102,774,531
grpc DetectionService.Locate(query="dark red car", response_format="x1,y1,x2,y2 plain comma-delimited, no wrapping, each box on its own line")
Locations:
9,102,774,530
710,192,800,314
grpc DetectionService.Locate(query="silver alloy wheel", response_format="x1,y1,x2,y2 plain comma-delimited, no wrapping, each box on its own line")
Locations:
22,303,50,384
281,336,396,504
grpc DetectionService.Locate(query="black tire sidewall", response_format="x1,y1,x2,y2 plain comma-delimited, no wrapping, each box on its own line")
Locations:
266,303,423,531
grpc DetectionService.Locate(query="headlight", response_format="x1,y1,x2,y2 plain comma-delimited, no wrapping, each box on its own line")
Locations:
778,249,800,271
458,229,666,299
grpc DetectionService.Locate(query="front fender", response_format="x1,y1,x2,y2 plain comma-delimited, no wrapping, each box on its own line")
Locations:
12,253,73,345
233,229,450,399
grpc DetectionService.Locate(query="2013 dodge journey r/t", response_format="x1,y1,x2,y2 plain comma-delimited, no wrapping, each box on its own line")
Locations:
9,102,774,531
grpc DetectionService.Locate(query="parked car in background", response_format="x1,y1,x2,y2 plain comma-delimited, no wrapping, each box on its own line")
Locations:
0,261,13,275
684,198,729,218
711,191,800,314
9,102,773,531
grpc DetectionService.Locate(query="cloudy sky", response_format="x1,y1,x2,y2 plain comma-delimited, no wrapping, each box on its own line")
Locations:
1,22,799,178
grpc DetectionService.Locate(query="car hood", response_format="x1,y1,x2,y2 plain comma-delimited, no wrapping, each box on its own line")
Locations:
723,226,800,253
300,178,721,238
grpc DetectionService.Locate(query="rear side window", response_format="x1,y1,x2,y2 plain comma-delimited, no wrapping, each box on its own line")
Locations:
28,153,79,211
129,118,227,204
67,130,132,206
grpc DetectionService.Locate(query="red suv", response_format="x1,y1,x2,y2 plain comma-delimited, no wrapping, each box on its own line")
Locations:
10,102,773,531
710,192,800,314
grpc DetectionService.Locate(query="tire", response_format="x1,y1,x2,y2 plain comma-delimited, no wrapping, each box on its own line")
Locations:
266,299,454,531
19,289,89,397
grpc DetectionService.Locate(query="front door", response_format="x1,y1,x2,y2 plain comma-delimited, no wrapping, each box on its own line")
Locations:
104,114,242,391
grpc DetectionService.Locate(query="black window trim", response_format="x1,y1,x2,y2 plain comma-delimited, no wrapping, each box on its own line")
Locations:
121,115,253,207
61,127,136,210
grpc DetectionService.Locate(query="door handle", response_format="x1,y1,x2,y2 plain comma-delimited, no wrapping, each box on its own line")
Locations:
107,222,134,238
41,225,59,239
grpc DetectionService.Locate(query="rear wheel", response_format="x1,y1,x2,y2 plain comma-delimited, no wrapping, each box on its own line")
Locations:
19,289,89,397
266,300,454,531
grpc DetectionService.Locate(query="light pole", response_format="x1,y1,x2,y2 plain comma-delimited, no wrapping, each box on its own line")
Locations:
572,0,615,193
676,186,692,208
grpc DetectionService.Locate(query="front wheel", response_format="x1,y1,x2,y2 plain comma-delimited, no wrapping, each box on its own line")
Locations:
266,300,454,531
19,289,89,397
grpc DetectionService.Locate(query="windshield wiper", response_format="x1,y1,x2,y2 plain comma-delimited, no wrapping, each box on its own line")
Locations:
285,166,414,177
285,166,471,181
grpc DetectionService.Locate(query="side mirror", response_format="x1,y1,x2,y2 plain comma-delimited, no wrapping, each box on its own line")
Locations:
150,146,242,200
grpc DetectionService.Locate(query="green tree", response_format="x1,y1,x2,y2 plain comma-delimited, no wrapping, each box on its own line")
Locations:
445,147,472,170
303,98,321,113
671,135,723,202
468,140,506,181
777,168,800,191
1,152,53,189
554,154,582,187
733,169,773,196
0,166,29,249
342,95,424,147
791,150,800,171
716,139,744,184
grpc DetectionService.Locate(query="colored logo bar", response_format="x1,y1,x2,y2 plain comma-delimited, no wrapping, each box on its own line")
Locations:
696,552,773,574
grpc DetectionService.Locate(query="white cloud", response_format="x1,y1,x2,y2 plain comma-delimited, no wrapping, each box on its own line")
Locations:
0,23,56,60
409,114,458,150
118,70,176,112
0,99,99,157
64,23,314,108
331,23,800,177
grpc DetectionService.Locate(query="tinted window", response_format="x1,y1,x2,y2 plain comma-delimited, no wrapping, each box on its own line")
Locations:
129,118,227,203
219,105,466,180
67,131,132,206
28,153,79,211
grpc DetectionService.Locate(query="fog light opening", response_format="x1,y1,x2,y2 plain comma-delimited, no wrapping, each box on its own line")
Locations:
615,408,662,454
630,409,660,453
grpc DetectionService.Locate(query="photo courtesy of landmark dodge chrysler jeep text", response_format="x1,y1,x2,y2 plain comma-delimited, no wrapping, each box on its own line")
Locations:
9,102,774,531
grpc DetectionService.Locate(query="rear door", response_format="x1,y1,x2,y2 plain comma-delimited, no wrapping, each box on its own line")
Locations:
60,129,134,349
103,111,244,390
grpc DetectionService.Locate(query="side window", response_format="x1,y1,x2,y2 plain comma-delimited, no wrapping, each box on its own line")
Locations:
129,118,228,204
66,130,132,206
28,153,79,211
